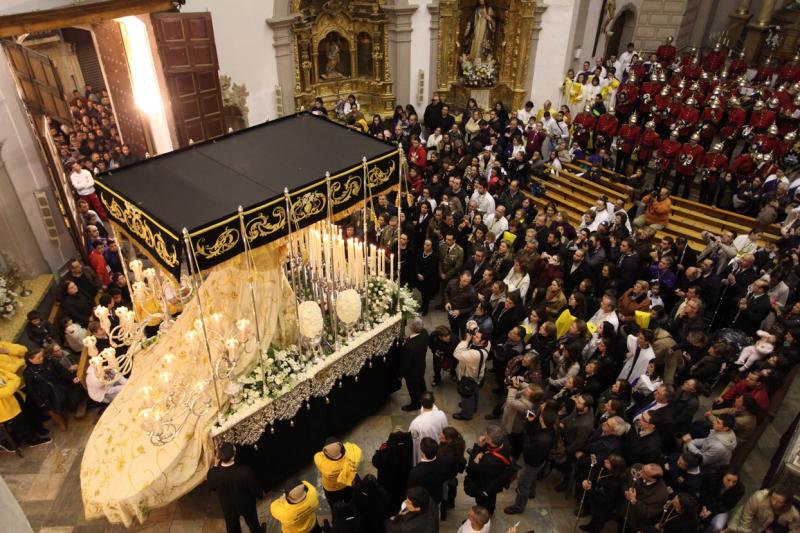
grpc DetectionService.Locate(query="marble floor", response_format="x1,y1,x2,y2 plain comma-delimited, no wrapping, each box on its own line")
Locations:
1,310,798,532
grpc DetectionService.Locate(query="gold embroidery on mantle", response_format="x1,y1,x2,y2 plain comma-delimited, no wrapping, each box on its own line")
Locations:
245,206,287,241
367,159,395,188
290,191,326,223
102,192,179,267
195,228,240,259
330,174,362,205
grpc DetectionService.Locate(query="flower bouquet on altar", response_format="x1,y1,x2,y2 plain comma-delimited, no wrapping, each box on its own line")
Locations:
460,54,497,87
0,272,18,320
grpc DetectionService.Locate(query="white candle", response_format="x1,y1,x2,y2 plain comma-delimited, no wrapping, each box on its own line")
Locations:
390,253,394,282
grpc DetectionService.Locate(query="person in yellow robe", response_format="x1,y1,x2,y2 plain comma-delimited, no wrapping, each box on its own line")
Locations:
0,366,51,450
270,479,319,533
313,437,362,507
0,340,26,373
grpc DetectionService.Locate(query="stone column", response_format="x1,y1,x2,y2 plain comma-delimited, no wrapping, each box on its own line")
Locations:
742,0,776,64
384,1,417,106
427,1,440,102
524,3,548,103
727,0,752,47
267,13,301,116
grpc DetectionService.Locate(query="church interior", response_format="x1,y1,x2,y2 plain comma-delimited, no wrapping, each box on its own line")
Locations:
2,0,800,532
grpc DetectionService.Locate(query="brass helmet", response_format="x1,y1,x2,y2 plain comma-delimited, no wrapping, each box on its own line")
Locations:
666,36,674,44
709,98,721,110
685,96,697,106
678,79,687,89
628,113,638,124
645,120,656,129
712,74,720,83
785,130,797,142
670,129,680,138
768,123,779,135
764,153,773,162
768,97,780,109
794,53,800,63
690,81,700,91
738,51,745,59
660,86,671,96
690,131,701,142
738,78,749,88
792,82,800,93
628,74,637,83
650,71,659,81
700,71,710,80
794,94,800,106
779,83,788,92
658,71,667,83
692,55,700,66
728,96,741,107
712,86,723,95
756,153,764,161
608,107,615,114
712,142,724,152
721,68,729,78
713,41,722,51
689,46,698,55
584,103,592,113
753,99,766,111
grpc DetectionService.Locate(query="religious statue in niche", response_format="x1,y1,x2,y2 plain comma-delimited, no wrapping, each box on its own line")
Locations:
602,0,617,35
460,0,499,87
319,32,351,80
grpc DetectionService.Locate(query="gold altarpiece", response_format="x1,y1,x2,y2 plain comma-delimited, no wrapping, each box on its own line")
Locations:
436,0,537,111
292,0,394,115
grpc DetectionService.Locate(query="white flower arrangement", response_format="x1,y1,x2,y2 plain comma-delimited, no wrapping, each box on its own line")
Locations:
397,284,420,320
336,289,362,325
298,301,324,339
227,345,310,412
460,54,497,87
368,276,393,320
0,273,18,320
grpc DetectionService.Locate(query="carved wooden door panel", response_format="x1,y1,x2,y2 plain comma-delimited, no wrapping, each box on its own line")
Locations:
151,11,225,146
2,41,71,124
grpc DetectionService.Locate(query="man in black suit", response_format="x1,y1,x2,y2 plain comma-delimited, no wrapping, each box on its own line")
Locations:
673,236,697,273
407,437,448,509
616,238,640,293
462,248,488,286
624,411,663,465
207,443,265,533
565,248,591,294
732,278,771,336
399,317,430,411
714,253,759,328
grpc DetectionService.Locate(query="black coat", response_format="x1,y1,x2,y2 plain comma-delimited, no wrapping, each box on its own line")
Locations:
733,293,771,335
385,498,439,533
61,292,94,326
206,463,262,518
22,357,74,412
624,429,663,465
373,431,414,510
565,260,591,294
617,252,640,293
672,391,699,434
407,459,448,503
399,331,430,382
464,443,513,497
522,422,555,467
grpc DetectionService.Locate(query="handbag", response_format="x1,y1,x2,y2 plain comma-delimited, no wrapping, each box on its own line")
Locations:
457,347,486,397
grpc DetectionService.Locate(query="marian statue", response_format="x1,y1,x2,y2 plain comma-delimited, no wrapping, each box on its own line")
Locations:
463,0,497,62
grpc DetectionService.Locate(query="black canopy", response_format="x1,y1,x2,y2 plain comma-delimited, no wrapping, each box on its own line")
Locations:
96,113,399,278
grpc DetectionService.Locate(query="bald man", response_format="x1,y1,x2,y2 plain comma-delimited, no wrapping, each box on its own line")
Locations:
622,463,670,531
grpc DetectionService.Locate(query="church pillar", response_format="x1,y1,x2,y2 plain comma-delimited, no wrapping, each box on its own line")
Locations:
384,1,417,106
523,3,547,106
742,0,776,64
727,0,752,47
267,13,301,116
427,1,440,103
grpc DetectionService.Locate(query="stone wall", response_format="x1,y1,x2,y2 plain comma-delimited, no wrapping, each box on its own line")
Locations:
632,0,688,52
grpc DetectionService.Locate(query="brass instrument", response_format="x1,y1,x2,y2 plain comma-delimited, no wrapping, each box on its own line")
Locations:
632,144,640,157
678,152,694,165
596,134,606,147
642,93,652,104
742,125,755,140
615,136,624,151
671,119,687,132
700,167,711,179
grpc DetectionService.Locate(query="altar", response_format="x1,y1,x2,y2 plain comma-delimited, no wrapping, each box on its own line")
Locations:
80,113,410,526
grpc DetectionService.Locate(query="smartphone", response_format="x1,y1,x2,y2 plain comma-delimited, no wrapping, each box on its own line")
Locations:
526,409,536,418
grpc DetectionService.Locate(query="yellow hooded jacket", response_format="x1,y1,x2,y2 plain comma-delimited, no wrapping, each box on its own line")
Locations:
313,442,362,492
270,481,319,533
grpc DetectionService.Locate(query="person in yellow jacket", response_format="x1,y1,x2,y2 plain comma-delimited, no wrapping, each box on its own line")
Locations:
270,479,319,533
0,340,26,373
313,437,362,507
0,367,51,450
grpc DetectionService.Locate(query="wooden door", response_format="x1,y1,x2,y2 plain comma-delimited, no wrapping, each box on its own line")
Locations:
152,12,225,146
2,41,71,124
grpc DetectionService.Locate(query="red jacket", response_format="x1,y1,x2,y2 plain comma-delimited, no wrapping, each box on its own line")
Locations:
675,143,705,176
676,105,700,137
595,114,619,138
89,249,111,286
572,112,595,147
700,108,724,140
681,63,702,80
722,381,769,422
728,58,748,78
653,94,673,126
617,123,641,154
753,133,779,154
729,153,755,179
750,109,777,132
407,144,427,170
753,65,776,84
657,44,676,65
637,129,662,161
778,60,800,84
721,108,747,139
615,83,640,114
700,153,728,182
703,49,727,73
656,139,681,171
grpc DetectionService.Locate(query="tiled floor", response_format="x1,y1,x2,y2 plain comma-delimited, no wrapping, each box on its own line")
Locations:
2,310,798,532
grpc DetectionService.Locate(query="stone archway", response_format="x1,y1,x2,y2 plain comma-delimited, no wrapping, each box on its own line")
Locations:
604,6,637,58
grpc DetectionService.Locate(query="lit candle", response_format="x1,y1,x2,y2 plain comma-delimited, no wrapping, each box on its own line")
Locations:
390,253,395,282
129,259,143,281
82,336,98,357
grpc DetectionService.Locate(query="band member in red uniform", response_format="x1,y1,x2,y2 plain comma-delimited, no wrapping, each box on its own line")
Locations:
594,107,619,151
628,58,647,81
730,149,756,182
776,130,797,158
754,124,780,155
721,97,747,154
654,129,681,189
675,96,700,141
615,113,641,174
656,36,676,66
674,131,705,198
753,58,777,84
639,73,663,122
637,120,662,173
682,56,703,81
615,76,640,121
699,142,729,204
572,104,596,151
654,86,673,137
703,41,727,73
749,99,777,134
728,51,748,79
777,94,800,136
699,97,724,150
679,47,698,68
777,54,800,86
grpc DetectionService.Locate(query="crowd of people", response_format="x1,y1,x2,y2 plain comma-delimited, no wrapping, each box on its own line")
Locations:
284,38,800,533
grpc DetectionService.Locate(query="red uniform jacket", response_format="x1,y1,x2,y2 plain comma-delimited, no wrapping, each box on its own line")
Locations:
637,129,662,161
572,112,595,147
682,63,702,80
703,49,727,73
753,133,779,154
676,105,700,137
775,139,791,158
595,114,619,140
777,105,798,136
629,63,647,81
639,81,663,114
654,94,673,126
679,53,696,68
657,44,676,66
700,107,724,140
656,139,681,171
728,58,748,78
615,84,640,115
753,65,776,84
721,108,747,139
675,143,705,176
729,153,755,179
617,123,641,154
749,109,777,132
407,144,427,171
778,61,800,85
700,153,729,183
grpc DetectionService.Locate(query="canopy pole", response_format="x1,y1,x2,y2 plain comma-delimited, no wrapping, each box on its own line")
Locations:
325,172,339,351
361,157,370,327
396,146,405,314
237,207,267,396
182,228,224,425
283,189,305,359
109,224,135,309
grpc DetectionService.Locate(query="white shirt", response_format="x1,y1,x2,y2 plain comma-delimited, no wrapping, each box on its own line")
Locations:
517,108,534,123
70,168,96,196
618,334,655,385
484,213,509,236
457,519,492,533
503,269,530,302
471,190,496,216
589,308,620,333
409,406,448,465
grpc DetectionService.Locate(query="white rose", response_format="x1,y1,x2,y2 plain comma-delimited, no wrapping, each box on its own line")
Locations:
337,289,362,325
298,301,324,339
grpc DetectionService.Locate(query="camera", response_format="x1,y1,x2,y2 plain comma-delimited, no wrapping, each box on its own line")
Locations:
466,320,479,335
